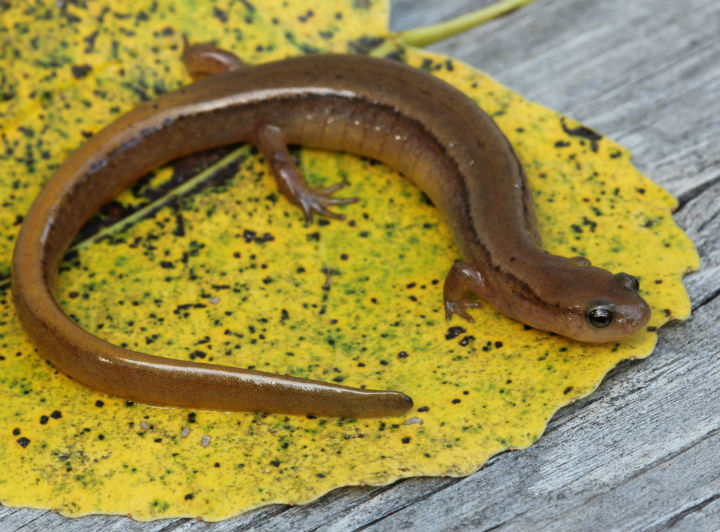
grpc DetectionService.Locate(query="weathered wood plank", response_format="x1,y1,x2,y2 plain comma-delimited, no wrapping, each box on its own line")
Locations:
2,0,718,530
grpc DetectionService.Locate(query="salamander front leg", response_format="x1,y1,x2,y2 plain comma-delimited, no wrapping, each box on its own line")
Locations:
255,123,358,222
443,261,493,322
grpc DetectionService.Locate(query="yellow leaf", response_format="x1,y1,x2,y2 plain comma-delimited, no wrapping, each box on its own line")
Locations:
0,0,698,521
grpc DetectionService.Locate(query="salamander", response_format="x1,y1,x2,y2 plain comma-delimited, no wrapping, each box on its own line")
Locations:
11,43,651,417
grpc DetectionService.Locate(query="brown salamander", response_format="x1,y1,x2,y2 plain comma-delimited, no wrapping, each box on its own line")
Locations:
11,43,650,417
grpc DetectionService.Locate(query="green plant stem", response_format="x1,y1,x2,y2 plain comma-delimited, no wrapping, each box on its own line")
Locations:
72,146,250,252
398,0,535,47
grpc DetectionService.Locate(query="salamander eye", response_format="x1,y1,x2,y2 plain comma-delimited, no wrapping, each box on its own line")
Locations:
586,301,614,328
614,272,640,292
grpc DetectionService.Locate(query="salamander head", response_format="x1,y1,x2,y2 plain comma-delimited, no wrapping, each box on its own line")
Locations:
575,270,651,342
546,264,651,343
504,258,652,343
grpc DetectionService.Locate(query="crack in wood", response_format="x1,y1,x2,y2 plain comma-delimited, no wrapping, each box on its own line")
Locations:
676,173,720,212
696,207,720,235
493,427,720,532
651,492,720,531
155,518,192,532
231,505,290,531
352,478,462,532
692,285,720,313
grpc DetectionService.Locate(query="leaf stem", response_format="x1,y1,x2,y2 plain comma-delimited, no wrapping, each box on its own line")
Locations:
398,0,535,47
72,146,250,251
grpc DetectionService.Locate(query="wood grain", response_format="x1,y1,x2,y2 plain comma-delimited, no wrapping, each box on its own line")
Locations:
2,0,719,529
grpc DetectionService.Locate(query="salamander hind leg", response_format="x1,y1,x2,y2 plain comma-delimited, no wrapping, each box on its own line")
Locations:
255,123,358,222
181,35,247,80
443,261,494,322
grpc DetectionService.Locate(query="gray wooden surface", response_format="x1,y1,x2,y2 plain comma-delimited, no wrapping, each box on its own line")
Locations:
2,0,719,530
